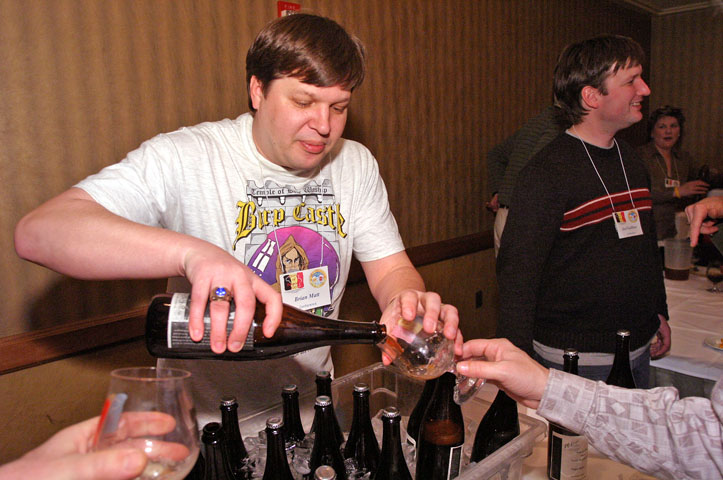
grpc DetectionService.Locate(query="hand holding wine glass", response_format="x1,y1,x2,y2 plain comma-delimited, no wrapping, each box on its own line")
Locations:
92,367,200,480
376,315,484,404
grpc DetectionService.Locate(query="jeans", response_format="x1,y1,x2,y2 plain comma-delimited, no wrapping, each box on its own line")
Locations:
533,348,651,388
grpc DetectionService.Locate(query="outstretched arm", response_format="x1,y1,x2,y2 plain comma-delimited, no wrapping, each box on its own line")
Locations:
14,188,282,353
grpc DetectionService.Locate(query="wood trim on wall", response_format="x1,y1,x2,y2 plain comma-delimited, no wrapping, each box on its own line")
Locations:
0,231,493,376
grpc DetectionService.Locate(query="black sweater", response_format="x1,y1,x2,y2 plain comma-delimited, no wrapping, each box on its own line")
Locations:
497,132,668,355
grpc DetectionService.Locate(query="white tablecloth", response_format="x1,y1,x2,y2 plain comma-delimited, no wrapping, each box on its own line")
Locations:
650,274,723,381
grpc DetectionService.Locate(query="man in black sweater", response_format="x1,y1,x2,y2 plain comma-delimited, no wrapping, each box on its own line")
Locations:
496,35,670,388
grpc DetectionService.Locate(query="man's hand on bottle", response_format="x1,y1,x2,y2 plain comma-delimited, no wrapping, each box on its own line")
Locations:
182,244,283,354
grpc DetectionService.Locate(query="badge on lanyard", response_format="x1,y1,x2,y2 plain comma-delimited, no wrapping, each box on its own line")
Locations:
280,265,332,311
613,208,643,239
664,177,680,188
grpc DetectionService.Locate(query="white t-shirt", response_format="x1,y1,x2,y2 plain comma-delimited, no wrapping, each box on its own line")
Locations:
76,113,405,424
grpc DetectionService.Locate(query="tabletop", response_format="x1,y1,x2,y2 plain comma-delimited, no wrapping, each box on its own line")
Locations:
650,273,723,382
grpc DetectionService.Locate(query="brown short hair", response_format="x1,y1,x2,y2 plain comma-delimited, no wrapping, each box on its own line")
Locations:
246,14,366,112
553,35,645,126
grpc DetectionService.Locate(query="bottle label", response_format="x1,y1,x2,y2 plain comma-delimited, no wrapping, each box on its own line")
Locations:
167,293,254,350
549,430,588,480
447,444,463,479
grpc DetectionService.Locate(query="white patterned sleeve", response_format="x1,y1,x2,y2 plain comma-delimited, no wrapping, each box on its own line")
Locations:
537,369,723,480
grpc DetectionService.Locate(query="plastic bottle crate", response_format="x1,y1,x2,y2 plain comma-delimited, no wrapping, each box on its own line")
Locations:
237,362,546,480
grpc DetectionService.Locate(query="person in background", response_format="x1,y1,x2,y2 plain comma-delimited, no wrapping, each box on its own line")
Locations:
486,105,562,255
496,35,669,388
13,13,461,425
637,105,708,240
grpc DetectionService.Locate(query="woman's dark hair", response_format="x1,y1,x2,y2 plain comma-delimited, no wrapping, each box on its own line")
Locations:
553,35,646,127
647,105,685,147
246,14,366,112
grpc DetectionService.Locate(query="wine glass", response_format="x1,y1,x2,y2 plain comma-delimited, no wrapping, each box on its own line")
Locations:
376,316,484,404
92,367,200,480
706,259,723,293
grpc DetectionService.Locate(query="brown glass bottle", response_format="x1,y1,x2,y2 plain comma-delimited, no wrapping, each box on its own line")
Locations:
405,377,438,449
306,396,347,480
343,383,380,475
605,329,637,388
281,384,306,447
146,293,386,360
220,396,250,480
547,349,587,480
310,371,344,448
201,422,235,480
415,372,464,480
262,417,295,480
371,407,412,480
470,389,519,462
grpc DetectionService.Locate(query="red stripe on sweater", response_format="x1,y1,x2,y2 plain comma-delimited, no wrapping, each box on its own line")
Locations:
561,188,652,231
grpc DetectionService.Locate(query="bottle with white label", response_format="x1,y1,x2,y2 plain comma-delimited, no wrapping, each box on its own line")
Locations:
547,349,588,480
145,293,386,360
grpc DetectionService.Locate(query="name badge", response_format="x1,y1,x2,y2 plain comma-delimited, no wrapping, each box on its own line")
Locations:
664,177,680,188
613,208,643,239
280,265,332,311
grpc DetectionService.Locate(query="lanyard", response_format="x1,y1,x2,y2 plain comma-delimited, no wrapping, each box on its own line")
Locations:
571,126,636,212
654,151,680,182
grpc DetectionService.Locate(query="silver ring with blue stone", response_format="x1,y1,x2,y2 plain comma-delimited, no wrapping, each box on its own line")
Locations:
210,286,232,302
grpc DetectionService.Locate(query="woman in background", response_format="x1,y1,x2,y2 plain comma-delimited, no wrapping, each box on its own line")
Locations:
637,105,708,240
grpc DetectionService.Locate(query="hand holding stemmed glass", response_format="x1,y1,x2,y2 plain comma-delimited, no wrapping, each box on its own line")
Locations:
376,315,484,404
92,367,200,480
706,259,723,293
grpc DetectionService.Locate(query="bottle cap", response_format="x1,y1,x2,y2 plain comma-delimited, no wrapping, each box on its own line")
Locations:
316,370,331,380
314,465,337,480
266,417,284,429
282,384,298,394
315,395,332,407
220,395,238,407
353,383,370,393
563,348,579,357
616,329,631,337
382,406,400,418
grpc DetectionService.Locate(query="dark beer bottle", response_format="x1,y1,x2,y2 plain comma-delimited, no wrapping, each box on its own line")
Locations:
146,293,386,360
307,396,347,480
343,383,380,474
220,396,250,479
371,407,412,480
470,389,519,462
262,417,295,480
310,371,344,448
201,422,235,480
281,384,306,447
415,372,464,480
547,349,587,480
405,377,438,449
606,329,637,388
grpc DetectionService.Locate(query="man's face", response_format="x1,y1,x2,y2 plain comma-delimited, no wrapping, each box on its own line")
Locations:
250,75,351,172
595,63,651,132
